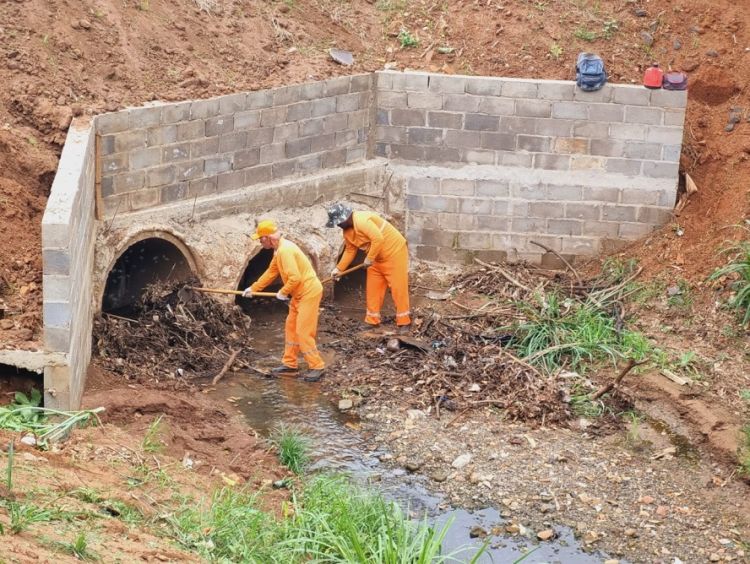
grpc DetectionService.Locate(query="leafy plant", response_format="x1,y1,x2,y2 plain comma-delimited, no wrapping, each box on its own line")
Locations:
4,501,58,534
602,19,619,39
60,532,98,561
549,43,563,59
740,389,750,403
667,279,693,310
574,27,597,42
709,241,750,325
270,424,311,475
398,28,419,48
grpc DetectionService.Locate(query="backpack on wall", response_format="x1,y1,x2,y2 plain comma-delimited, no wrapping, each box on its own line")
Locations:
663,71,688,91
575,52,607,92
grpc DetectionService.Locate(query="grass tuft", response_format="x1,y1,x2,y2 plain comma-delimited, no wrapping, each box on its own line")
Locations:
709,240,750,325
270,424,311,475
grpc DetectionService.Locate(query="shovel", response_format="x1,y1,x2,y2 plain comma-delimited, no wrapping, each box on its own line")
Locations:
321,263,366,285
179,286,277,301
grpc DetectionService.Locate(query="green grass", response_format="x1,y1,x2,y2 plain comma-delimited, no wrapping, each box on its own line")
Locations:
3,501,60,534
56,532,99,561
709,241,750,325
398,28,419,48
163,474,474,563
510,292,651,373
549,43,563,59
141,415,164,453
574,27,597,41
270,424,311,475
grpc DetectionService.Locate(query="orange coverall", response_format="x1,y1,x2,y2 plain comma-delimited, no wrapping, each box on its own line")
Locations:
336,211,411,327
251,238,325,370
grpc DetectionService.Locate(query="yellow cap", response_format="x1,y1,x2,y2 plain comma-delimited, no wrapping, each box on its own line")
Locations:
251,219,278,240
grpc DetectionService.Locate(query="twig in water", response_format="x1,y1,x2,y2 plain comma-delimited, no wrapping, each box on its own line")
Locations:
529,240,582,285
212,349,240,385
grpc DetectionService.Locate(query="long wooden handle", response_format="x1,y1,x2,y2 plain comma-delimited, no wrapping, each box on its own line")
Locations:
189,287,277,298
321,263,366,285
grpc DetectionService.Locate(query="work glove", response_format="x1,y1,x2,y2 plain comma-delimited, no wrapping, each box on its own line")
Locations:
363,258,373,268
242,287,253,298
330,267,341,280
276,291,290,302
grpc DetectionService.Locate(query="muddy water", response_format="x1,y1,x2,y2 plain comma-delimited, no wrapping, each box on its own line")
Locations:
214,295,616,563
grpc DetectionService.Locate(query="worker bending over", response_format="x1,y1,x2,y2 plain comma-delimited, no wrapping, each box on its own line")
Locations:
326,203,411,331
243,220,325,382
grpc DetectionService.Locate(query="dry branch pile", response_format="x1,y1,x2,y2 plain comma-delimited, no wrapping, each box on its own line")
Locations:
93,281,256,382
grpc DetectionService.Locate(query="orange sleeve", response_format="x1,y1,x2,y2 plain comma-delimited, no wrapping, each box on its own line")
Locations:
359,217,384,262
251,256,280,292
277,246,301,297
336,235,358,271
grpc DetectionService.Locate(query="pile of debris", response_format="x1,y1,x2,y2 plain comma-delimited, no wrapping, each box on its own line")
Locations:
93,281,257,383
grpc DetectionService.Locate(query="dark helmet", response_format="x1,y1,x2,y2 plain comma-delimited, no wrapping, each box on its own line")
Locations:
325,202,353,228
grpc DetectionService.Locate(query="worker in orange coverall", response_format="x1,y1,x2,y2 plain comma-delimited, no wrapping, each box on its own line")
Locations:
325,203,411,332
242,219,325,382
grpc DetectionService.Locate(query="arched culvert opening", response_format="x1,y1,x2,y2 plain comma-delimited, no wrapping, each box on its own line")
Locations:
332,248,395,318
235,248,286,317
102,237,195,314
0,364,44,404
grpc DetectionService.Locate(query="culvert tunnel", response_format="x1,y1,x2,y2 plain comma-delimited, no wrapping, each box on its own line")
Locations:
102,237,195,313
235,248,286,316
0,363,44,401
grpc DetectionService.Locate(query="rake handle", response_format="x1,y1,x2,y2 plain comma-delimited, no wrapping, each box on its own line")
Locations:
189,287,277,298
321,263,366,285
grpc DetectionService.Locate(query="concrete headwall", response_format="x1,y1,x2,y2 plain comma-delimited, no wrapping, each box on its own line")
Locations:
96,74,374,217
41,119,96,410
375,71,686,263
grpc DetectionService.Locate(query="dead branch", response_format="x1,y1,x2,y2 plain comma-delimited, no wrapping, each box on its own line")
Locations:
590,358,646,400
529,240,582,285
474,258,532,293
212,349,240,385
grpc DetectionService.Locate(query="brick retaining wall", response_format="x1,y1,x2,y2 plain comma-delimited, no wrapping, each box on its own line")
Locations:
96,74,374,216
375,71,686,263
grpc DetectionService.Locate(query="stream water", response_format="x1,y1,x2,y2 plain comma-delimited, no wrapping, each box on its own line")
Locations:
215,374,616,563
213,299,616,563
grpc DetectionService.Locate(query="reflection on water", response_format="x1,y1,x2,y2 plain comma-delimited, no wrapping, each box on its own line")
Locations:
214,372,615,563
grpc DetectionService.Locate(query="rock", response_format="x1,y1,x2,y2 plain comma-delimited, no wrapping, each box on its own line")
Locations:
469,526,487,538
79,19,91,29
338,399,353,411
640,31,654,46
505,523,520,534
673,38,682,50
468,383,480,392
634,8,647,17
0,319,13,330
683,60,700,72
20,435,36,446
386,338,400,352
709,554,721,562
430,470,449,482
656,505,669,517
406,409,425,419
451,453,472,469
583,531,599,544
404,460,422,472
604,560,620,564
706,49,719,58
329,48,354,66
624,527,638,538
272,479,289,489
537,529,555,541
639,495,655,504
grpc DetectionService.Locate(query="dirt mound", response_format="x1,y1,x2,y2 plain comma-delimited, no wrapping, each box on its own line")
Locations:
93,281,258,382
689,67,741,106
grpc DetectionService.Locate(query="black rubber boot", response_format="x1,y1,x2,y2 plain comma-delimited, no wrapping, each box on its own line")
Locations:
271,365,298,375
302,369,325,382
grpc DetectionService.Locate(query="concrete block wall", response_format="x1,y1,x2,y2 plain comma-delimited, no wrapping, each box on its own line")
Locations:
96,74,373,217
41,119,96,410
376,70,686,263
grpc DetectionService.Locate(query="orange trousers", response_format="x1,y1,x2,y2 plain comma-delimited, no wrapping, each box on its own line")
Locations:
365,244,411,327
282,283,325,370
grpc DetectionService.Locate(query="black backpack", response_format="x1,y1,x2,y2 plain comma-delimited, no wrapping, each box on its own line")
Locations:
576,52,607,92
